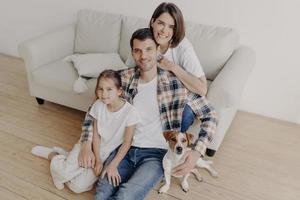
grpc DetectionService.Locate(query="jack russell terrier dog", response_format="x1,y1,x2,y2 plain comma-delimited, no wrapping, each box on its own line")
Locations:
159,131,218,193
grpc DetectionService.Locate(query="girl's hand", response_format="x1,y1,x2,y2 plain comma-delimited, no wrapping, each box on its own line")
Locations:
101,163,121,187
93,160,103,176
158,57,176,71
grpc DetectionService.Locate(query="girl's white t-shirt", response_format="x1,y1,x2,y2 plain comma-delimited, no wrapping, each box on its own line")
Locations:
89,100,141,162
126,37,205,78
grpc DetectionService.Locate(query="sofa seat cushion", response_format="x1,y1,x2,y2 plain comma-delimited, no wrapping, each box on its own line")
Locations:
75,10,122,54
32,60,77,92
185,22,239,80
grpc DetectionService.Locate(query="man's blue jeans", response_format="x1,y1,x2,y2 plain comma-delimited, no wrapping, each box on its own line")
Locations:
94,147,167,200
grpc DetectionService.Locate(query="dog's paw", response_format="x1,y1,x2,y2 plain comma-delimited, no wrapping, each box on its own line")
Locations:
158,185,169,194
191,168,203,182
196,175,203,182
182,186,189,193
181,182,189,193
182,188,189,193
209,169,218,178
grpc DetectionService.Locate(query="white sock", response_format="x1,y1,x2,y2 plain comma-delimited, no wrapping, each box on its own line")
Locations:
31,146,53,159
32,146,68,160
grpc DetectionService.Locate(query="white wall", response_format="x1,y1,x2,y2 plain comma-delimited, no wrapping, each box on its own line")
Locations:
1,0,299,124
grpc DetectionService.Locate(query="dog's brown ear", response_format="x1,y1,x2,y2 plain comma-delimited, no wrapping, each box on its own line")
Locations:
163,130,176,141
186,132,194,146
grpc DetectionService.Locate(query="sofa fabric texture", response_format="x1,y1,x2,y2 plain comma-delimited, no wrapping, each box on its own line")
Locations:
75,10,122,54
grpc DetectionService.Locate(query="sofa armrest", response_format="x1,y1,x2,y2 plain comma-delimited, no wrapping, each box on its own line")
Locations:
18,24,75,71
207,45,256,110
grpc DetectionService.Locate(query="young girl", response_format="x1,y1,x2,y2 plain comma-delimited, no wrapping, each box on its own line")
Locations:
31,69,140,193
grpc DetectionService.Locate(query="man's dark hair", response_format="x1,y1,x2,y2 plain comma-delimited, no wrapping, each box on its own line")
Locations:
130,28,158,49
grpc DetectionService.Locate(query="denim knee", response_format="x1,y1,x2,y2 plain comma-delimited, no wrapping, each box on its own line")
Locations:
110,183,148,200
94,177,116,200
110,156,164,200
181,105,196,132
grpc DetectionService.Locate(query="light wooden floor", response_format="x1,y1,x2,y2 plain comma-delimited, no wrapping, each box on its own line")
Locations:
1,54,300,200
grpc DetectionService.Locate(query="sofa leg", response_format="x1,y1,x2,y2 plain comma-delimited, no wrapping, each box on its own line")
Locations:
206,148,216,157
35,97,45,105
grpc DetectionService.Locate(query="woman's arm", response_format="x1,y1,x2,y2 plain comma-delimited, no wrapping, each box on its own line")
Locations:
159,57,207,96
159,38,207,96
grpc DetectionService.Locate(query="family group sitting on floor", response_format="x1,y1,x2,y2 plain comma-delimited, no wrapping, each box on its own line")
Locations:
31,2,218,200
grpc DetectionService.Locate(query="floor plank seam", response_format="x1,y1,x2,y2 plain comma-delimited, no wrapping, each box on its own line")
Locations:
0,185,28,200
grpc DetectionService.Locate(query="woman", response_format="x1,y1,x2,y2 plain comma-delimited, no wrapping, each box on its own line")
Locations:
126,2,207,96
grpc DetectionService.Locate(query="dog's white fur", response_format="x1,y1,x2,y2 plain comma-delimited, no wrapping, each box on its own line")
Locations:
159,131,218,193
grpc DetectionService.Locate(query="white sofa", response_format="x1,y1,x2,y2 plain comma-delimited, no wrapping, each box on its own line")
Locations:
19,10,255,156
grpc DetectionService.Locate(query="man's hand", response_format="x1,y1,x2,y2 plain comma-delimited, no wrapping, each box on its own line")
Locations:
158,57,176,71
101,162,121,187
78,142,95,168
172,150,202,176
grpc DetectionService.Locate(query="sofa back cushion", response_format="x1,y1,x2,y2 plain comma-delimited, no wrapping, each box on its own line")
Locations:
119,16,148,61
119,16,239,80
74,10,239,81
185,22,239,80
75,10,122,53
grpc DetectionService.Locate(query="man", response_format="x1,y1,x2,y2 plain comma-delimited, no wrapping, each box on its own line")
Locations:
79,28,217,200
